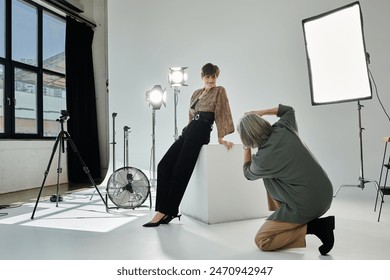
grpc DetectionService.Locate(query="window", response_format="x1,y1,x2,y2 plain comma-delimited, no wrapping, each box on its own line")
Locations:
43,73,66,137
0,64,4,133
0,0,5,133
43,11,66,137
12,0,37,66
1,0,66,139
43,11,65,74
0,0,4,57
14,67,37,133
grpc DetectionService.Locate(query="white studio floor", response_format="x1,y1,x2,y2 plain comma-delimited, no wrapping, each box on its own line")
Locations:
0,183,390,261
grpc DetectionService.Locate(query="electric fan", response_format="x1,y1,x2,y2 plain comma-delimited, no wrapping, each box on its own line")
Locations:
106,166,150,209
105,119,151,210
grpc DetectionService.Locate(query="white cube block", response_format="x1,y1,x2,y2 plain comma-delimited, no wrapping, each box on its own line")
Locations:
181,144,270,224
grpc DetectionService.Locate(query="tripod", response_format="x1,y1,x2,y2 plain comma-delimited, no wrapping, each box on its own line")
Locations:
31,111,107,219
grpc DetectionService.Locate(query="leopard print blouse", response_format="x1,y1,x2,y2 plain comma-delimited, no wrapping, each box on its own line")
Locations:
189,86,234,138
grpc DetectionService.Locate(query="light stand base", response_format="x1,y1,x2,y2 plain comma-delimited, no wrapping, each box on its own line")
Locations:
50,195,63,202
333,178,378,197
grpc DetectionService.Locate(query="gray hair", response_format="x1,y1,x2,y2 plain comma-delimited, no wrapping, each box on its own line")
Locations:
237,113,272,148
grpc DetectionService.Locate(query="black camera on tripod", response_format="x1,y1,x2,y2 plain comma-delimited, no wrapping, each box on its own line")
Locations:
57,110,70,122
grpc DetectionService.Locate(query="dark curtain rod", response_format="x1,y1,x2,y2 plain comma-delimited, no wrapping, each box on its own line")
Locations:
68,13,97,28
39,0,97,28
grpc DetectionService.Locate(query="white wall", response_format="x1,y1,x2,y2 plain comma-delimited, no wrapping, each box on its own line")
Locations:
0,140,67,193
107,0,390,192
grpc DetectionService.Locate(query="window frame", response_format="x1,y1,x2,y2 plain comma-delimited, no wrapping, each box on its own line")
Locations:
1,0,66,139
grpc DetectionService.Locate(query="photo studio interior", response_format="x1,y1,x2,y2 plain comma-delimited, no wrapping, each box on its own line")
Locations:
1,0,390,261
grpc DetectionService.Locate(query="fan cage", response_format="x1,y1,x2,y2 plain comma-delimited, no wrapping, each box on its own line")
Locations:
107,166,150,209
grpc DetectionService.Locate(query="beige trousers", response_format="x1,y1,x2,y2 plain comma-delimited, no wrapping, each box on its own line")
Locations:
254,192,307,251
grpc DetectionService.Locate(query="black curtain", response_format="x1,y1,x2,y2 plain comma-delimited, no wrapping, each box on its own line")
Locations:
65,16,101,182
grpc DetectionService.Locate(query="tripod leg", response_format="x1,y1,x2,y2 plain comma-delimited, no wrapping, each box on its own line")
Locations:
54,136,64,207
31,134,62,219
65,133,107,206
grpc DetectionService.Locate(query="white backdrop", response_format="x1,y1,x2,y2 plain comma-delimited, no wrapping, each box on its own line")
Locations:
106,0,390,192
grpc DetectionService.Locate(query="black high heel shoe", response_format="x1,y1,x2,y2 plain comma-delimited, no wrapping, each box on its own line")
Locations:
161,214,182,224
143,215,167,227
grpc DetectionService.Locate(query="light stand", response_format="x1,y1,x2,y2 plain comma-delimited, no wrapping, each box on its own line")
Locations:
302,2,376,197
123,125,131,167
333,101,376,197
31,110,107,219
111,112,117,173
151,109,157,187
146,85,166,188
173,87,180,140
168,67,188,140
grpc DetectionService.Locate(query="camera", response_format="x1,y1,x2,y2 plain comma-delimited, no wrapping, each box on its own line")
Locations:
58,110,70,122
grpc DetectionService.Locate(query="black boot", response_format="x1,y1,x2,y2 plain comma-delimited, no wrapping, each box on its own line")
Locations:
307,216,335,255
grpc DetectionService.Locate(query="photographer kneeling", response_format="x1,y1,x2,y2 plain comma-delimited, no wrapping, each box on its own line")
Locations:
237,104,335,255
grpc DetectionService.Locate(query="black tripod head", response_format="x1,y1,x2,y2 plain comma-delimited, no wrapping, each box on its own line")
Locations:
56,110,70,123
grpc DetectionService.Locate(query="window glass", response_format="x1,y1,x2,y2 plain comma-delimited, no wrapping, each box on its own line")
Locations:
0,0,4,58
43,12,65,74
14,68,37,134
0,64,4,133
43,72,66,136
12,0,37,66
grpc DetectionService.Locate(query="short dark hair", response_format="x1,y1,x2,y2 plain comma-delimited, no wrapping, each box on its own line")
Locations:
201,63,220,77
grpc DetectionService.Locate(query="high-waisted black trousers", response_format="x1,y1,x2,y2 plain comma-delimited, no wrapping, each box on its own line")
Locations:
155,118,212,216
